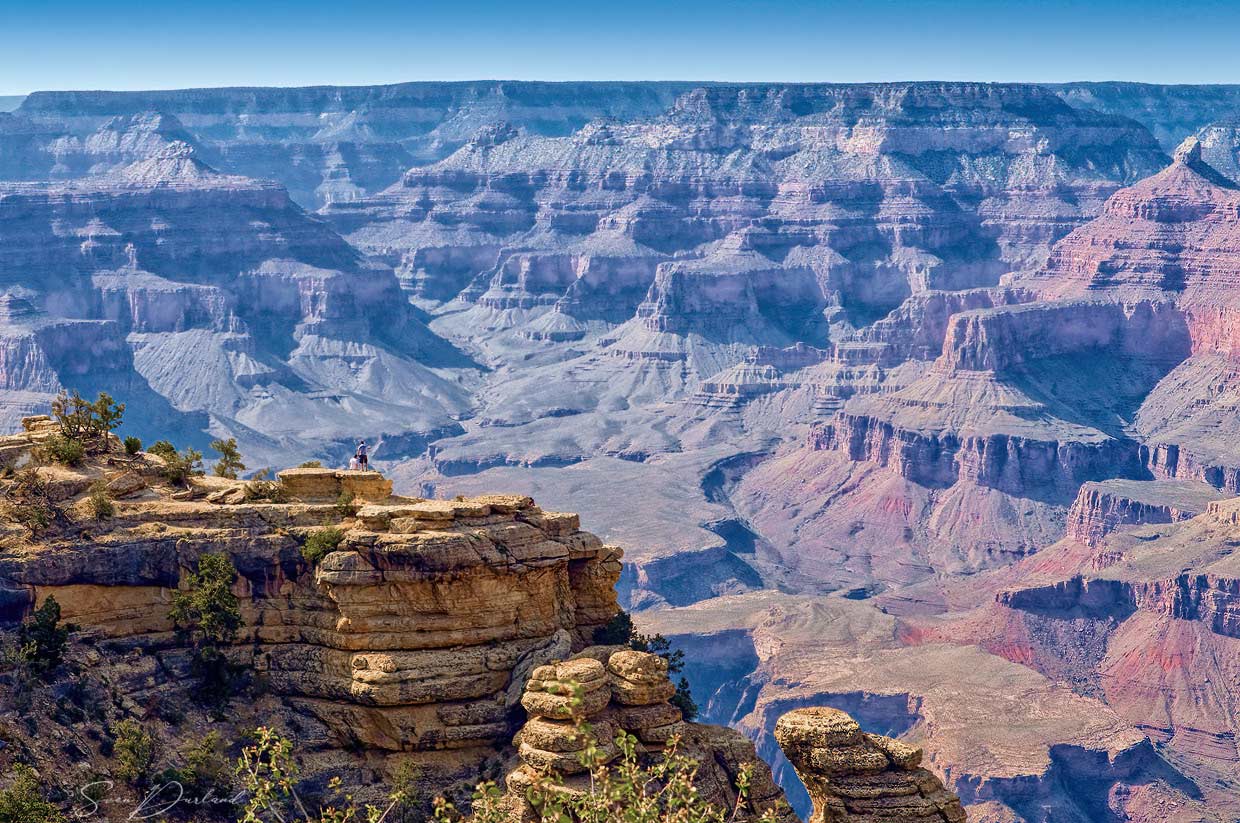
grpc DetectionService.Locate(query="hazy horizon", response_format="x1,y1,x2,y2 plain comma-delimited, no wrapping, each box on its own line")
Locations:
5,0,1240,96
6,78,1240,102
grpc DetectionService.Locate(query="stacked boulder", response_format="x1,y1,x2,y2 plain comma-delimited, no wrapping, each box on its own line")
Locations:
516,656,617,781
606,650,685,746
774,708,966,823
506,648,791,823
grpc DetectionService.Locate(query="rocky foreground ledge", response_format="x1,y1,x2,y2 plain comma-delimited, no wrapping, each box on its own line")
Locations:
0,416,964,821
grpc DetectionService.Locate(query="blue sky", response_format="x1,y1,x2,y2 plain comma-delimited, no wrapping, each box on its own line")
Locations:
4,0,1240,95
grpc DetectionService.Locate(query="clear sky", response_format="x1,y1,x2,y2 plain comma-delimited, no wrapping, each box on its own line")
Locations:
5,0,1240,95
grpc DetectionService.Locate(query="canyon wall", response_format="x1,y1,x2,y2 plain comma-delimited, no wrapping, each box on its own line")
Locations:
7,80,1240,820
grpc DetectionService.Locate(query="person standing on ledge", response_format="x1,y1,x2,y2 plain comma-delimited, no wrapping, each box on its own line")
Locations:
356,440,369,471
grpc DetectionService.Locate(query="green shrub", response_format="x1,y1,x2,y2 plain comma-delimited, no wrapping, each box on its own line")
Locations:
593,611,635,645
170,554,242,648
87,480,114,519
334,490,359,518
4,467,55,535
19,595,71,678
51,390,124,453
302,527,344,566
170,554,243,705
113,719,156,786
183,731,230,792
0,763,63,823
299,460,323,468
149,442,203,486
388,761,423,823
670,676,700,721
123,436,142,455
210,437,245,480
156,730,232,809
40,434,85,466
147,440,177,461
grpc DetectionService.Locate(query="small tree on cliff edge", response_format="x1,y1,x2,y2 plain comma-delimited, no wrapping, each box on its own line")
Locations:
50,390,124,453
211,437,246,479
170,553,243,705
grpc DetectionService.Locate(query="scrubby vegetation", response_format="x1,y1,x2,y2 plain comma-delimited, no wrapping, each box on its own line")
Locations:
594,611,699,720
230,713,772,823
211,437,245,479
0,763,63,823
434,707,775,823
87,480,114,519
39,434,85,466
50,390,124,455
169,553,243,705
123,435,142,455
299,460,323,468
236,727,411,823
3,466,56,535
302,526,345,565
155,731,235,818
113,719,156,786
149,440,204,486
19,595,72,678
334,490,359,518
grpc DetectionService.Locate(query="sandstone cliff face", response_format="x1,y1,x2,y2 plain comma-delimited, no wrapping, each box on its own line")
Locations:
0,424,621,799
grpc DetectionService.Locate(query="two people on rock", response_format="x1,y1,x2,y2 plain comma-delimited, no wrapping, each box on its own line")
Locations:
348,440,371,472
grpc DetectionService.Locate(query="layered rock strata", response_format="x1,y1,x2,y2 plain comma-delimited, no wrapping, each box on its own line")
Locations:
774,708,965,823
1017,139,1240,492
0,146,472,464
0,420,621,787
334,82,1164,348
1064,478,1224,547
505,648,790,822
1001,496,1240,641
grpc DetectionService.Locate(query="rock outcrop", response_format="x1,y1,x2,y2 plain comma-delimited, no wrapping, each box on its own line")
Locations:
0,420,620,800
1064,478,1224,547
774,708,965,823
504,648,789,822
0,419,973,823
